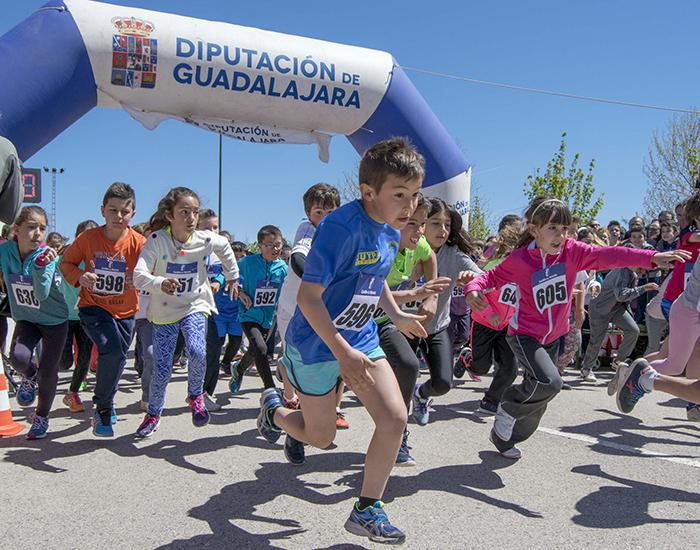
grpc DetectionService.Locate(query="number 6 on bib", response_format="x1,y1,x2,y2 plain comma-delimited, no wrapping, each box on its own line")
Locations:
532,264,568,314
334,274,382,332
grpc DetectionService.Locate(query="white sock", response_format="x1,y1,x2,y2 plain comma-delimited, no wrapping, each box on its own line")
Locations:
639,366,659,392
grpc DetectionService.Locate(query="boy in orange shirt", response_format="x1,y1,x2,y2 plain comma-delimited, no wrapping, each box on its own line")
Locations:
60,183,146,437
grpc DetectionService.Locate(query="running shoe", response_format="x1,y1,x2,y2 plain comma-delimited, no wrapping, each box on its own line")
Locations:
395,430,415,467
283,396,300,410
336,411,350,429
62,392,85,413
411,384,432,426
493,404,516,441
136,414,161,438
344,501,406,545
561,382,572,391
607,361,627,396
257,387,283,444
110,408,118,425
26,414,49,440
489,428,522,460
79,380,88,392
478,396,499,415
92,410,114,438
459,347,481,381
580,367,597,382
616,359,651,414
284,434,306,465
686,403,700,422
186,393,210,427
16,376,37,407
204,394,222,411
453,347,468,379
220,362,231,377
229,369,244,395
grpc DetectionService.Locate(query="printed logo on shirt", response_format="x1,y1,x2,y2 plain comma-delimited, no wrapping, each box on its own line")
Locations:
355,250,380,266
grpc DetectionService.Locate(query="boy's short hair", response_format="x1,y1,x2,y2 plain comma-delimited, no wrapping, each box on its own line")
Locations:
413,192,430,215
257,224,283,242
684,191,700,224
199,208,218,220
660,221,679,232
359,137,425,192
102,182,136,209
303,183,341,214
231,240,248,254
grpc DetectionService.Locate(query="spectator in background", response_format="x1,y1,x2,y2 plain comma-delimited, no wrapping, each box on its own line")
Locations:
596,226,610,245
676,201,689,232
646,219,661,246
658,210,674,224
656,222,678,252
46,231,66,254
607,220,622,246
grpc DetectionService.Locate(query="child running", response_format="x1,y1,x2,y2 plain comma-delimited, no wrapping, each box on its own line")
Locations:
0,206,68,439
132,187,238,437
259,137,427,544
60,183,146,437
465,196,689,459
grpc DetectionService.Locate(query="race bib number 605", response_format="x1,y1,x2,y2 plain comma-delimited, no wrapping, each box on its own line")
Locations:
334,274,382,332
532,264,567,314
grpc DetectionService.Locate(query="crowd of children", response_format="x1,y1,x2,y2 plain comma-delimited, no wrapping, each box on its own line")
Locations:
1,136,698,545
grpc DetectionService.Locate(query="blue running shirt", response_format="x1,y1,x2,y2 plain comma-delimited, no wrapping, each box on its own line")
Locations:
286,200,400,363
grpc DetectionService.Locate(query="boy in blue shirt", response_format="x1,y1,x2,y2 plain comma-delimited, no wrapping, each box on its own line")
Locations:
257,138,427,544
231,225,288,394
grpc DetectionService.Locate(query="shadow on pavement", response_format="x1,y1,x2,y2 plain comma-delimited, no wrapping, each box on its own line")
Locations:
572,464,700,527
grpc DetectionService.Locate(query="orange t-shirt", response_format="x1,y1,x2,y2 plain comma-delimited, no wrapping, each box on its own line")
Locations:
59,226,146,319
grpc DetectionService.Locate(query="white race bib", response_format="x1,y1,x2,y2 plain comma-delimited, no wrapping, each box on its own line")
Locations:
401,279,425,313
334,274,382,332
532,264,567,314
452,285,465,298
8,274,40,310
498,283,519,308
166,261,198,296
254,281,280,307
94,257,126,295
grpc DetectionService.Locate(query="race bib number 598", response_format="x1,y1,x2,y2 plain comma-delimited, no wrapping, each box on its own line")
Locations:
532,264,567,314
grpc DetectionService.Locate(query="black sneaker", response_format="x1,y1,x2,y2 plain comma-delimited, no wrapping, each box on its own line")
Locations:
478,397,498,415
284,434,306,465
395,429,416,467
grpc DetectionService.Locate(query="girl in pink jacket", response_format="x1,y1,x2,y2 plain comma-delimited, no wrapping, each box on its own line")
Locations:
465,196,688,459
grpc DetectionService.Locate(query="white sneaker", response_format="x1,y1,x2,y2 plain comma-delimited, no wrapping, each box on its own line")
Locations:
607,361,629,397
687,404,700,422
204,394,222,411
493,404,516,442
489,430,522,459
580,368,597,382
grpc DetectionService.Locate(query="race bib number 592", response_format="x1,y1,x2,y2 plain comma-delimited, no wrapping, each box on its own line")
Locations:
532,264,567,314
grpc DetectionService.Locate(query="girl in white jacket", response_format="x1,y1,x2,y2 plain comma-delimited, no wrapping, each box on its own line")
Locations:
133,187,238,438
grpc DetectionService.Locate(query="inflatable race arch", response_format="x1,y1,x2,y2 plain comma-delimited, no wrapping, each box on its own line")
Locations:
0,0,471,219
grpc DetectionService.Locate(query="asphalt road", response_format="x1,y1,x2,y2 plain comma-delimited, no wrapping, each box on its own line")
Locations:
1,363,698,549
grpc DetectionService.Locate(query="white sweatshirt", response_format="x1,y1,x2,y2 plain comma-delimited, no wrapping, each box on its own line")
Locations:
133,228,238,324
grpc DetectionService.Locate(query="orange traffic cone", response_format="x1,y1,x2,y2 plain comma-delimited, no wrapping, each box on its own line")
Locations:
0,370,24,437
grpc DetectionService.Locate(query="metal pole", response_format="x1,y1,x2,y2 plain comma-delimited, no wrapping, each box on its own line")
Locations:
43,166,64,233
218,133,223,226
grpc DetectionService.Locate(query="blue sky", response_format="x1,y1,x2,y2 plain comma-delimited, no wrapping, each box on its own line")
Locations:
2,0,697,242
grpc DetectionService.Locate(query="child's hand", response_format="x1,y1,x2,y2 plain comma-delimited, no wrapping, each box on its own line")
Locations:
210,281,221,294
652,249,691,268
161,278,180,295
414,277,451,300
225,280,239,300
239,290,252,309
417,296,437,324
456,270,480,287
643,282,660,292
79,271,98,291
395,312,428,339
589,281,601,299
338,348,376,391
466,290,488,311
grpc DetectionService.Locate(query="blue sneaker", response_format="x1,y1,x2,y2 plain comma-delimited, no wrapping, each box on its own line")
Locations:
284,434,306,465
229,367,244,395
16,376,37,407
26,414,49,440
616,359,652,414
344,501,406,544
687,402,700,422
92,410,114,438
395,430,415,467
257,388,283,444
411,384,432,426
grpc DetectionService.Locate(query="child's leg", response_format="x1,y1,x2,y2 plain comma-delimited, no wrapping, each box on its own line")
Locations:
9,320,41,379
580,311,610,371
485,332,518,402
203,315,225,396
497,335,561,447
35,322,69,417
611,309,640,363
135,319,154,403
649,299,700,376
378,322,420,410
240,322,274,389
181,312,207,398
69,321,93,393
419,328,453,398
275,389,337,448
654,375,700,403
59,321,75,370
148,320,182,416
222,334,241,365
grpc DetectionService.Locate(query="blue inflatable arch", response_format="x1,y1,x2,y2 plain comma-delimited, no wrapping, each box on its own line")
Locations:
0,0,471,218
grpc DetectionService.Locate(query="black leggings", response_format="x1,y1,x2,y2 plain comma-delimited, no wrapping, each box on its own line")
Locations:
238,322,274,389
64,320,95,392
222,334,242,366
410,327,453,398
378,321,420,410
470,321,518,402
10,320,68,417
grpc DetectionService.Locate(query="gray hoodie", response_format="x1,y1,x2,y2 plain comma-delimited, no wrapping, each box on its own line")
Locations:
588,267,645,317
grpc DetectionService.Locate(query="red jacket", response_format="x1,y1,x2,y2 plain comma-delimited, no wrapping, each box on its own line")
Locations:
466,239,655,345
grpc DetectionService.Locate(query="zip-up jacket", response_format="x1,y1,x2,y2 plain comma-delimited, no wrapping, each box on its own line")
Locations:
465,238,656,345
238,253,287,329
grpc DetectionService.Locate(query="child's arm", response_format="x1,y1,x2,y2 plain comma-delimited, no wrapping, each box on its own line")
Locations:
211,233,239,298
59,237,94,289
465,254,518,311
378,280,429,338
133,240,171,295
572,240,689,272
416,248,439,322
613,270,658,302
573,281,585,328
32,247,60,301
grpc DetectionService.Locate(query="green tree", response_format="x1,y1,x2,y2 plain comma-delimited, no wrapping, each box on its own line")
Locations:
523,132,604,222
468,191,493,242
643,110,700,217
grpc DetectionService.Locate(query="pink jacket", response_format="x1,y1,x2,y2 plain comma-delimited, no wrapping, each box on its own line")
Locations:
465,239,656,345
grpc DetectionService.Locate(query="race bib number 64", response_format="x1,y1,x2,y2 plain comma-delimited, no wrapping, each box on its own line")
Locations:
532,264,567,314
